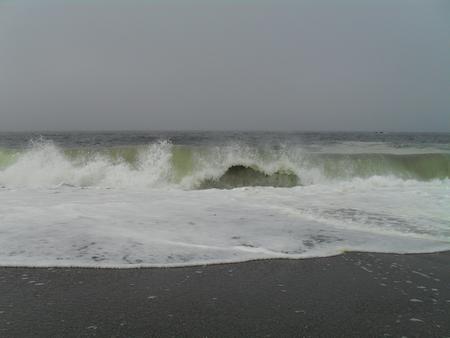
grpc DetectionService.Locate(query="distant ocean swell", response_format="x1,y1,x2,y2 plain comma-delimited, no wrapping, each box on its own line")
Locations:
0,139,449,189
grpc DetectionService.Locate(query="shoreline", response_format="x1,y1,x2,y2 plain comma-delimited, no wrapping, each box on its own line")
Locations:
1,251,449,337
1,249,449,270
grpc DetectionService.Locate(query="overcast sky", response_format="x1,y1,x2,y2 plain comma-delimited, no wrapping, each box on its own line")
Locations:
0,0,449,132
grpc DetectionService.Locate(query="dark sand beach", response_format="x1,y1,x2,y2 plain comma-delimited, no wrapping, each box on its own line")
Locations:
0,251,449,337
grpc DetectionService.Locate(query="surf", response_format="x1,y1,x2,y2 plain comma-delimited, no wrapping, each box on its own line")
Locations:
0,139,449,189
0,134,449,267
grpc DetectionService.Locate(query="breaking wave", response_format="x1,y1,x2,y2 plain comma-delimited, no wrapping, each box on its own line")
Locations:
0,139,449,189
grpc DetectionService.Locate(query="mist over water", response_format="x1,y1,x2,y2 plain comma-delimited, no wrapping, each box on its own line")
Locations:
0,132,449,267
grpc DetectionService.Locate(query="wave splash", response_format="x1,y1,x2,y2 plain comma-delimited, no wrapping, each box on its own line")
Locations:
0,139,449,189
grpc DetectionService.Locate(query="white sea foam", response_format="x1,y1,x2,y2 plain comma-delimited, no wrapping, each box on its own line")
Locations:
0,176,448,267
0,141,175,189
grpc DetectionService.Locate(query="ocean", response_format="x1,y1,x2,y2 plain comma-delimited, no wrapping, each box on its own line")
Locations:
0,131,449,267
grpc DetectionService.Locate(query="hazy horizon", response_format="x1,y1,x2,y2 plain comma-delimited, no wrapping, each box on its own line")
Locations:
0,129,449,134
1,0,449,132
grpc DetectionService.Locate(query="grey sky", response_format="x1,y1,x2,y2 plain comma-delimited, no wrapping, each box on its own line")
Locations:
0,0,449,132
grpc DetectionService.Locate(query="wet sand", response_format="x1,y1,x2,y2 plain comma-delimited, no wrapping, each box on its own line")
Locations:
0,251,449,337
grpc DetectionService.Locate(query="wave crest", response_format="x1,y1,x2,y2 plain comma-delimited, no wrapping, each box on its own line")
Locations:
0,139,449,189
198,165,299,189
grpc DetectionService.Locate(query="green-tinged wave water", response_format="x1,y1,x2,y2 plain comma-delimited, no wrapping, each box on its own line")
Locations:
60,145,450,182
0,149,18,169
305,153,450,181
199,165,299,189
0,142,449,189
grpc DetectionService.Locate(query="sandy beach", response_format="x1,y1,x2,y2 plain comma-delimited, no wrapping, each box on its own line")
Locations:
1,251,449,337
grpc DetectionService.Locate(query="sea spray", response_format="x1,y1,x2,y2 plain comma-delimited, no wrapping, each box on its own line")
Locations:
0,139,448,189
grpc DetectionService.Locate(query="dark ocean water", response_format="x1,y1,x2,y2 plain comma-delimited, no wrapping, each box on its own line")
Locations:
0,131,449,149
